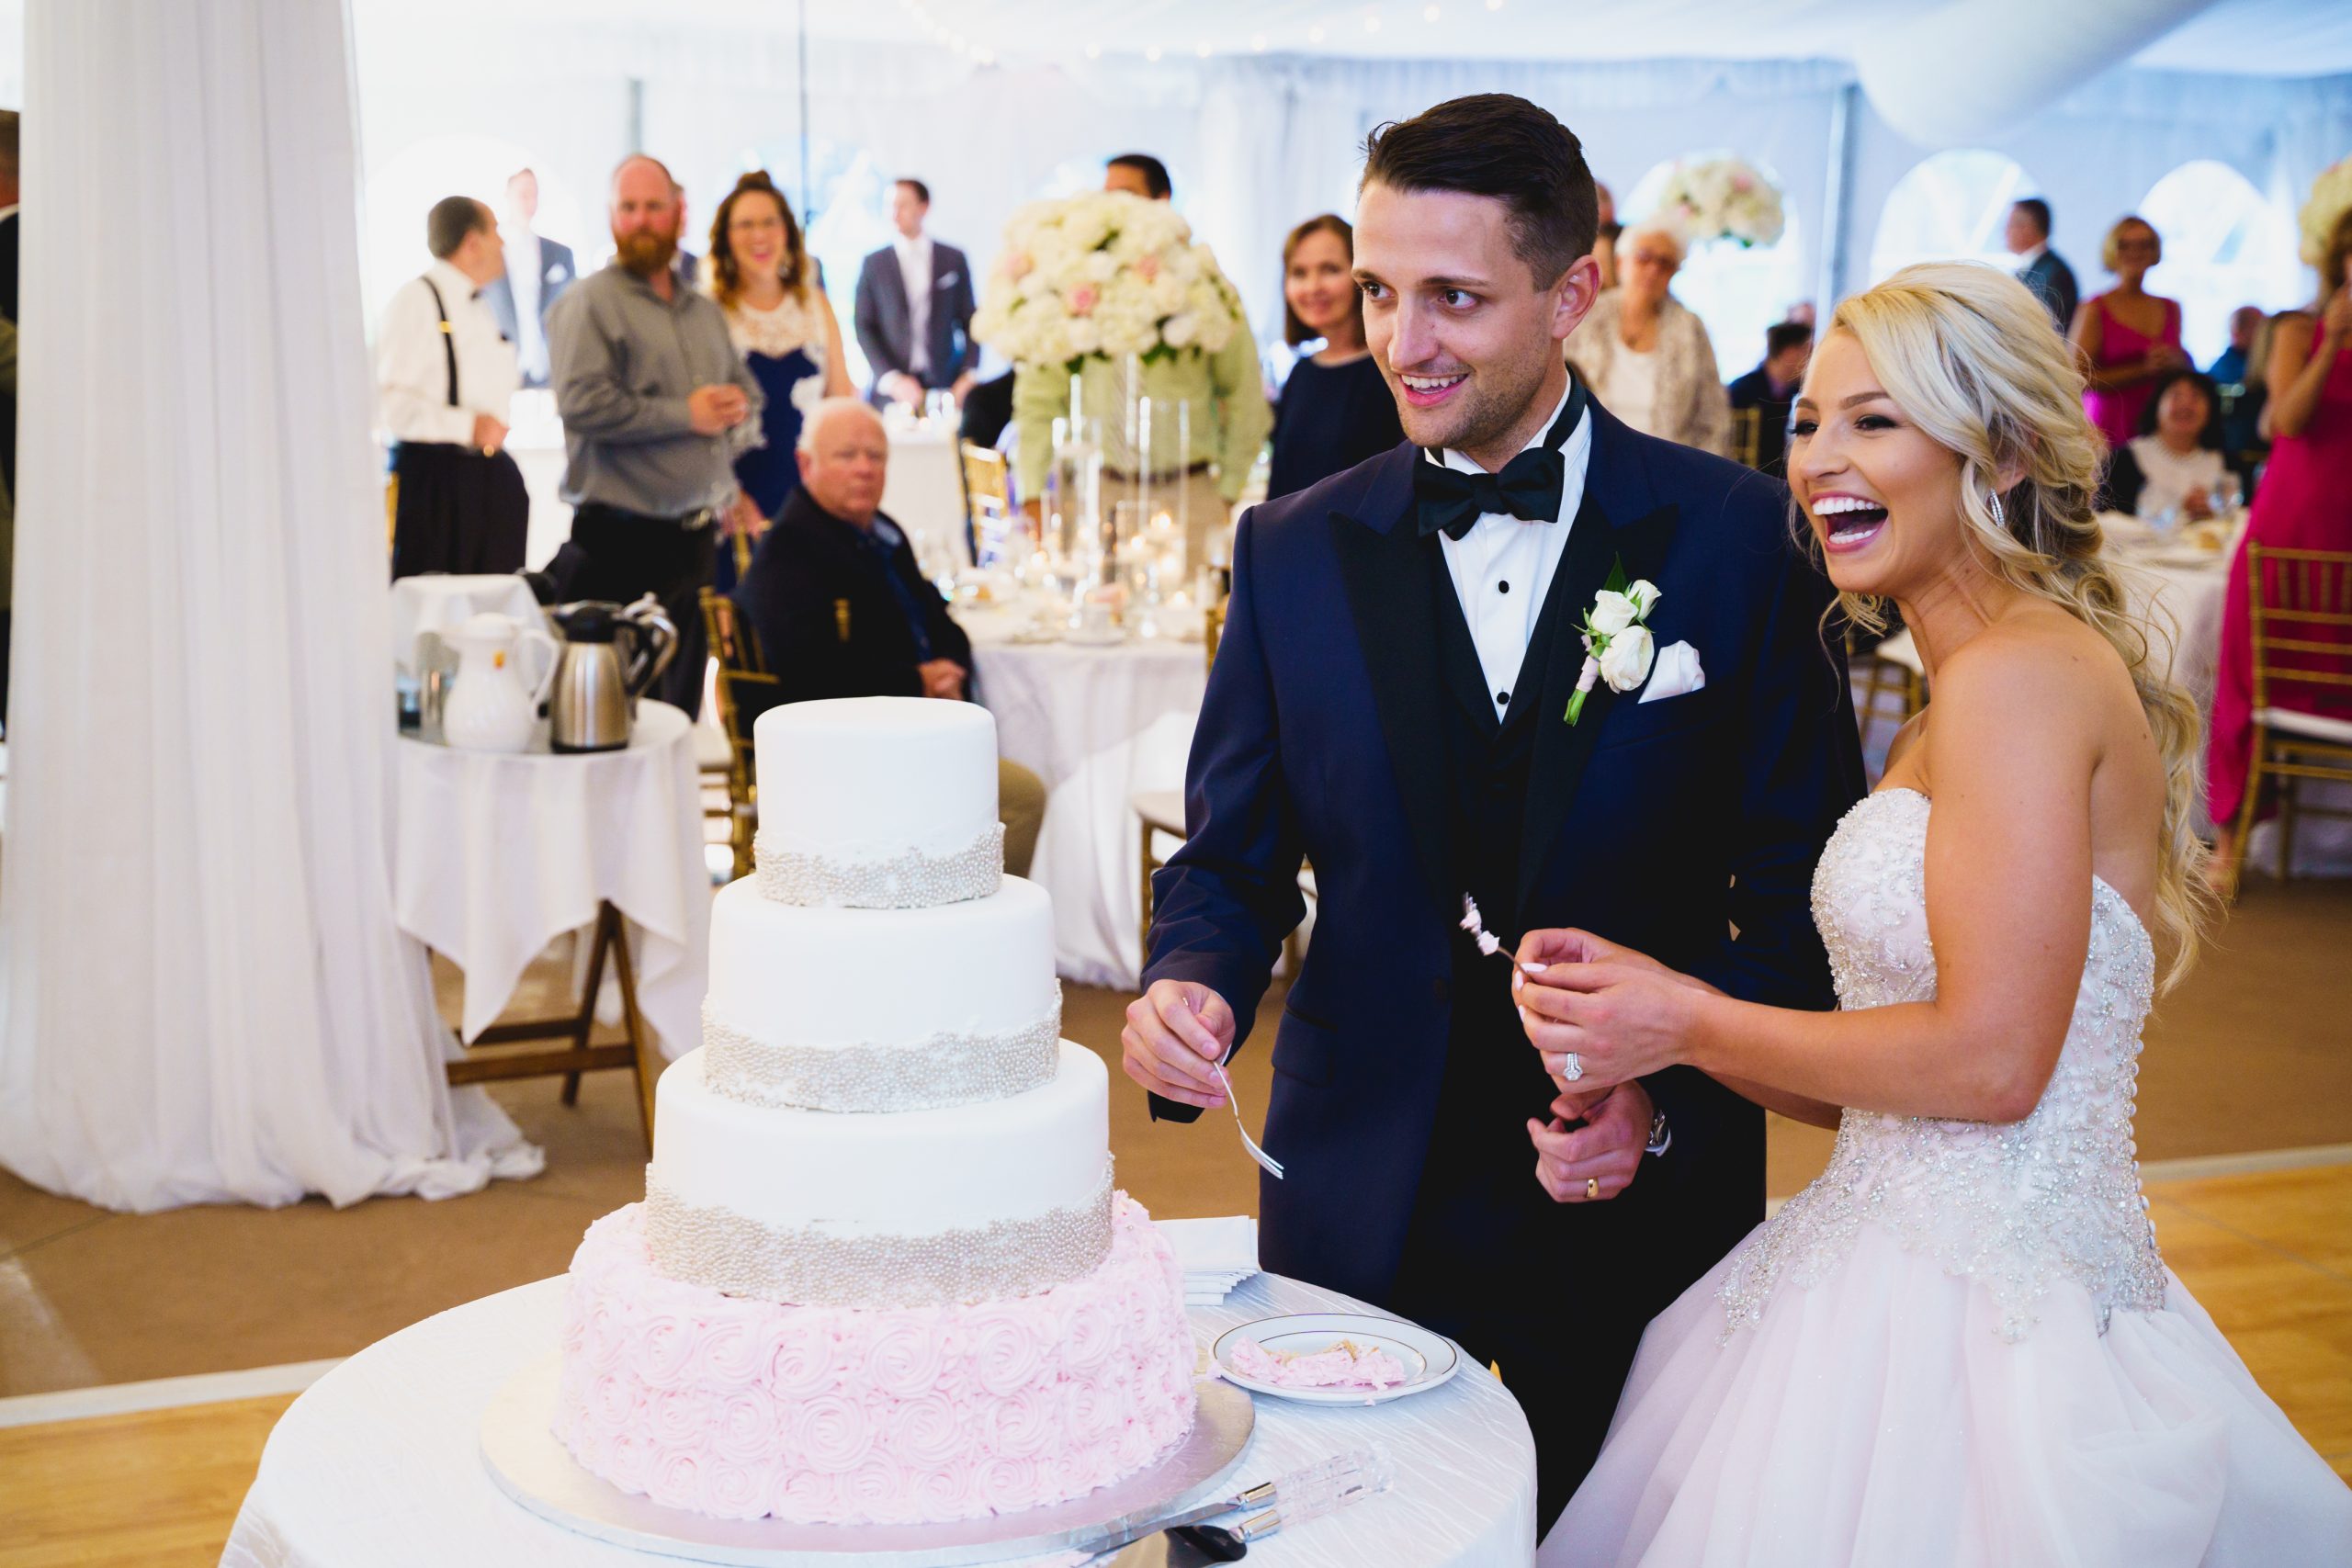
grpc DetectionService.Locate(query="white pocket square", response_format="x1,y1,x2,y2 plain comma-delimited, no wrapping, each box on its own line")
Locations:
937,270,961,288
1638,640,1705,704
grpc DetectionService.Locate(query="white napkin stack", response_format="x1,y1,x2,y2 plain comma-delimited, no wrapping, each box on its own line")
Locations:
1157,1215,1261,1304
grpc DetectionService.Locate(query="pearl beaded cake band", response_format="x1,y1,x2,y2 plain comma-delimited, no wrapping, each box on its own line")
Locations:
643,1157,1116,1308
752,821,1005,909
700,991,1064,1113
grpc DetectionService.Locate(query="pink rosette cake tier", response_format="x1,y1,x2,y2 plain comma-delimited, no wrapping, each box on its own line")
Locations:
553,1194,1199,1525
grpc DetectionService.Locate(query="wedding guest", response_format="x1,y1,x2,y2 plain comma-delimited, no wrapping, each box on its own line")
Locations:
730,398,1044,874
2210,304,2269,463
2006,197,2078,335
2208,207,2352,883
376,197,528,578
1266,215,1402,500
481,167,575,389
2097,369,2227,519
1566,225,1732,456
1012,154,1271,566
1725,320,1812,476
2073,214,2188,447
707,170,853,592
854,178,978,410
548,153,763,716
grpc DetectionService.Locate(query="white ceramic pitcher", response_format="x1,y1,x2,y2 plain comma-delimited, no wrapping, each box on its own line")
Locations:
440,611,559,753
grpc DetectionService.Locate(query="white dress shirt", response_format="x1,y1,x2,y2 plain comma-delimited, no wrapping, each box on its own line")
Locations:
375,259,519,446
1431,381,1593,720
505,231,547,383
894,231,933,378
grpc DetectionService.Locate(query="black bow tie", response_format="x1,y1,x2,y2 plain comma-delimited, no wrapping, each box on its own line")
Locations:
1413,375,1589,541
1414,447,1565,540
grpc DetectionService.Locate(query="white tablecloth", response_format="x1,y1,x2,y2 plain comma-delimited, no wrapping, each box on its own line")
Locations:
221,1270,1537,1568
392,702,710,1059
967,615,1207,988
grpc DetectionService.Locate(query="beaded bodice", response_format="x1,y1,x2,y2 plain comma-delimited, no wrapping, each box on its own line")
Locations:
1718,788,2167,1341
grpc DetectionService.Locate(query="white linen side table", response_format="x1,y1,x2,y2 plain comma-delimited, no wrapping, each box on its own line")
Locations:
392,701,711,1147
221,1269,1538,1568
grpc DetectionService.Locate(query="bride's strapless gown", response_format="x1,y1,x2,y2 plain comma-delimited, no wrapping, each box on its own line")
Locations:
1545,789,2352,1566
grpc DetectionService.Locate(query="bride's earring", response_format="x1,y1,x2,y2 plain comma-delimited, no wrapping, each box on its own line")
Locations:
1986,489,2007,530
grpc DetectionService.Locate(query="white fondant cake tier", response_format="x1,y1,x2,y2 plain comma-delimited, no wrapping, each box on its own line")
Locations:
646,1043,1112,1304
752,699,1000,905
704,875,1058,1111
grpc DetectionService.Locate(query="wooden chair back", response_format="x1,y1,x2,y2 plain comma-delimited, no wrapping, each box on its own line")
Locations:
699,588,779,878
1729,406,1763,470
961,441,1012,562
1203,600,1225,678
2247,546,2352,713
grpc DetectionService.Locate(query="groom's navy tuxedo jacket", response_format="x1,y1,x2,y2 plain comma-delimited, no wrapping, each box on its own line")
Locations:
1145,401,1866,1314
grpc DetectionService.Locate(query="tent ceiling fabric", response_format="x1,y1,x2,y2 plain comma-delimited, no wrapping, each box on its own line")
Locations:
452,0,2352,78
1854,0,2220,147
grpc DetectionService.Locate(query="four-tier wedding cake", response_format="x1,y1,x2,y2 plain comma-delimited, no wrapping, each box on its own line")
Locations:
553,698,1198,1524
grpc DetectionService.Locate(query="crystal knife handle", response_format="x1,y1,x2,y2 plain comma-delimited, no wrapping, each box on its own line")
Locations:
1235,1446,1395,1542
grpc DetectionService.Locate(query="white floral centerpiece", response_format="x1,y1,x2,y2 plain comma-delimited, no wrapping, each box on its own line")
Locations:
1648,157,1786,250
2300,155,2352,267
972,191,1238,372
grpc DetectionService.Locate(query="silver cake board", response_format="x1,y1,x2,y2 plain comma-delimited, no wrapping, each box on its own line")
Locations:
481,1356,1256,1566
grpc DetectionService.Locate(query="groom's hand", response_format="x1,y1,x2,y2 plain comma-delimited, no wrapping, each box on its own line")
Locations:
1528,1080,1654,1203
1123,981,1236,1111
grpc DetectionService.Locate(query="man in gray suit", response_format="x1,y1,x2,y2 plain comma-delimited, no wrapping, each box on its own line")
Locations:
482,167,577,388
854,179,978,409
2006,197,2079,336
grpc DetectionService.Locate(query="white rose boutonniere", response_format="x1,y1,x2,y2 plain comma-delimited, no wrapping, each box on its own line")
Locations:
1566,562,1661,725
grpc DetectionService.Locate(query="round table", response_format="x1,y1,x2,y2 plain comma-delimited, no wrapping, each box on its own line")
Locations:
965,612,1209,988
392,701,710,1060
220,1270,1537,1568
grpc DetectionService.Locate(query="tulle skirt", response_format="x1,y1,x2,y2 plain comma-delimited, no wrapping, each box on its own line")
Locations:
1542,1224,2352,1567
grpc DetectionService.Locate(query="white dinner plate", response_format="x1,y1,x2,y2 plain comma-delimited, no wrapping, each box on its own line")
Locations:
1211,1312,1462,1405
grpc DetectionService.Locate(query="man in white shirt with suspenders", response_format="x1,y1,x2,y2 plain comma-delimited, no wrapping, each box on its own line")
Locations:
376,195,527,578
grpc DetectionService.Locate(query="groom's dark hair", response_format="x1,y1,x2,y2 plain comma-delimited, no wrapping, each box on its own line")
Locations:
1359,94,1599,290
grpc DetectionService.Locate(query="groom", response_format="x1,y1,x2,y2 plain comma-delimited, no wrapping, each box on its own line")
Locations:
1125,95,1864,1530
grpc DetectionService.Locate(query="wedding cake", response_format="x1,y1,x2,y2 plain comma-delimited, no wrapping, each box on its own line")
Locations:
553,699,1198,1524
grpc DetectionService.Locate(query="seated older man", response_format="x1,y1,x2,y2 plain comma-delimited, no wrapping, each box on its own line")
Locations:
730,397,1045,874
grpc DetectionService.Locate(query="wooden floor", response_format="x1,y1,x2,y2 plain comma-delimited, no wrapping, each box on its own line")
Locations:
4,1158,2346,1566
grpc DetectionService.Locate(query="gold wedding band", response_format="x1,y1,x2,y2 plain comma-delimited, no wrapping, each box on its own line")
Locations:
1586,1177,1600,1200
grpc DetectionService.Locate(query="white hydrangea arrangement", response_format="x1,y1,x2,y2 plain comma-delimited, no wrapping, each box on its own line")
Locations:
2299,155,2352,267
1648,157,1786,250
971,190,1239,372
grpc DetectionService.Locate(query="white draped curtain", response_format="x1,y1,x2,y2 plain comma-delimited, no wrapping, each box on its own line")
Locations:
0,0,539,1211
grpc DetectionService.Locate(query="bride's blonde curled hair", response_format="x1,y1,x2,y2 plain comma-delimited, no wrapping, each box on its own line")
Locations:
1821,262,2216,990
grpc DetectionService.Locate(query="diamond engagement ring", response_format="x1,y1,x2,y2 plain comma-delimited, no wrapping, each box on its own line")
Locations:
1560,1051,1585,1081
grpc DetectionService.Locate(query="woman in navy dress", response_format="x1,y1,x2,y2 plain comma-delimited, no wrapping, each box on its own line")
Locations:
1266,214,1404,501
707,171,853,592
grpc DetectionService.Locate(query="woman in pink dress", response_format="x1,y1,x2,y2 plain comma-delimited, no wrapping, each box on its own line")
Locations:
2072,215,2189,447
2208,209,2352,884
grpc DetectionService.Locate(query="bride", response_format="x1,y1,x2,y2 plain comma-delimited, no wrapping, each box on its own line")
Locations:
1518,263,2352,1564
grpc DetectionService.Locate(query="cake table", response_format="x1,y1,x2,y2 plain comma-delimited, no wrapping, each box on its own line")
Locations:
220,1271,1538,1568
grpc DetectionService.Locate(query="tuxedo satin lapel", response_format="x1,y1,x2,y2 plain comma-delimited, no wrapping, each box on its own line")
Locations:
1516,414,1680,910
1330,449,1453,921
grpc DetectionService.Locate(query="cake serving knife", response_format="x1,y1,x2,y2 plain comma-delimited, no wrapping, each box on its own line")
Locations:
1070,1447,1393,1565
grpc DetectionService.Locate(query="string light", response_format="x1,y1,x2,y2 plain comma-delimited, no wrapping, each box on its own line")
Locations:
1145,41,1163,61
1424,4,1442,19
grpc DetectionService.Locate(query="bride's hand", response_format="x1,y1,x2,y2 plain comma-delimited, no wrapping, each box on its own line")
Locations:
1515,928,1721,994
1513,958,1699,1088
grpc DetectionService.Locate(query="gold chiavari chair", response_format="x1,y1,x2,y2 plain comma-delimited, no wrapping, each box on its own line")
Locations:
700,588,779,882
960,441,1012,562
2221,545,2352,896
1730,405,1764,471
1848,623,1927,778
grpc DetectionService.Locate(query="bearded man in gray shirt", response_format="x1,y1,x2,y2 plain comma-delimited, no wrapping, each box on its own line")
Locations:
547,152,763,716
